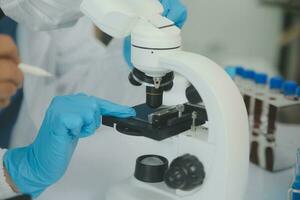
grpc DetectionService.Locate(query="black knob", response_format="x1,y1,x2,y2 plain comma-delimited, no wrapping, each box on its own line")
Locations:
186,85,202,104
134,155,169,183
164,154,205,191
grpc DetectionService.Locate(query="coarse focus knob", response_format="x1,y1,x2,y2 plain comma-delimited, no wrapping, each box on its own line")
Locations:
186,85,202,104
134,155,169,183
164,154,205,191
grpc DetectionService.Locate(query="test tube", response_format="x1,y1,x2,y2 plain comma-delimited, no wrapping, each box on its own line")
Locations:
296,148,300,179
243,69,256,91
253,73,268,129
243,69,256,115
235,66,245,88
266,77,284,135
250,73,268,166
297,87,300,100
283,81,298,101
290,148,300,200
269,76,284,100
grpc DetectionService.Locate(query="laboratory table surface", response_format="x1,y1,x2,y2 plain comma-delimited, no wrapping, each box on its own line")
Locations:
37,127,294,200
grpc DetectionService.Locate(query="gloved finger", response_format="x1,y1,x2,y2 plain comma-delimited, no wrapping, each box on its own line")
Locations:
86,97,102,129
94,109,101,129
160,0,187,28
168,9,187,28
124,36,133,68
79,110,98,138
94,98,136,118
54,113,84,138
160,0,171,16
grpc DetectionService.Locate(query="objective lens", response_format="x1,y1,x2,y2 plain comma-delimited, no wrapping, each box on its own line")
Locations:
146,86,163,108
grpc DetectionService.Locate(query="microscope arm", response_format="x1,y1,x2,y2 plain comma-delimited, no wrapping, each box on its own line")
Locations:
159,51,249,200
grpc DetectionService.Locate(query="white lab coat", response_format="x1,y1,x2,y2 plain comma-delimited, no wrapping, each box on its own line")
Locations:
0,0,83,31
4,16,179,200
9,17,145,148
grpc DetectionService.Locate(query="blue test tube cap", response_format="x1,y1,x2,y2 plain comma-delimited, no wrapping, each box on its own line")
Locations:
292,179,300,190
292,174,300,190
225,66,236,78
235,66,245,77
283,81,297,96
244,69,256,80
254,73,268,85
270,76,284,90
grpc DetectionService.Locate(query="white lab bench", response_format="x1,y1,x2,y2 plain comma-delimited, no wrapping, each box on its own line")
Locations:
37,127,294,200
245,164,293,200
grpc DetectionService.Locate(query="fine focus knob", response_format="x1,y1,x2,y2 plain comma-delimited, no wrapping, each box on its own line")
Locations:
186,85,202,104
134,155,169,183
164,154,205,191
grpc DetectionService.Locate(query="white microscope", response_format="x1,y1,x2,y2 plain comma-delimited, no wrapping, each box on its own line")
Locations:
80,0,250,199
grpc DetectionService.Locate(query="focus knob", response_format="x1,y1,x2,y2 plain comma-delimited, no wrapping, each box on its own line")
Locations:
186,85,202,104
134,155,169,183
164,154,205,191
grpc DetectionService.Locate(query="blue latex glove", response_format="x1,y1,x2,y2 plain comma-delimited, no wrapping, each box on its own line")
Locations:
3,94,136,198
124,0,188,67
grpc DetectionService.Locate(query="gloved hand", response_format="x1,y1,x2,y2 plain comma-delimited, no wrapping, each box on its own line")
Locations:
3,94,136,198
124,0,188,67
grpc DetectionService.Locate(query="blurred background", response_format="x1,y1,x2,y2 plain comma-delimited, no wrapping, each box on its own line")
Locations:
99,0,290,76
181,0,281,72
181,0,300,81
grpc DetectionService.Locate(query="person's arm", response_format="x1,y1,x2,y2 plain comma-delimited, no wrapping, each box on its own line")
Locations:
3,166,18,193
0,149,17,199
3,94,135,198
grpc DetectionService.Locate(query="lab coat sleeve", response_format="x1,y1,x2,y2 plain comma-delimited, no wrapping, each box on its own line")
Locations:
0,149,17,199
21,17,108,129
19,17,142,135
0,0,83,30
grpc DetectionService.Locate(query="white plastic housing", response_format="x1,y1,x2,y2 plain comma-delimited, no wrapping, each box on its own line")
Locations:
131,16,181,48
131,17,182,77
159,52,249,200
84,1,250,198
106,51,250,200
80,0,163,38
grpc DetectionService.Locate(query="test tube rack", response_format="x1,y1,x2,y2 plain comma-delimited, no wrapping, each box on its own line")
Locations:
232,68,300,172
